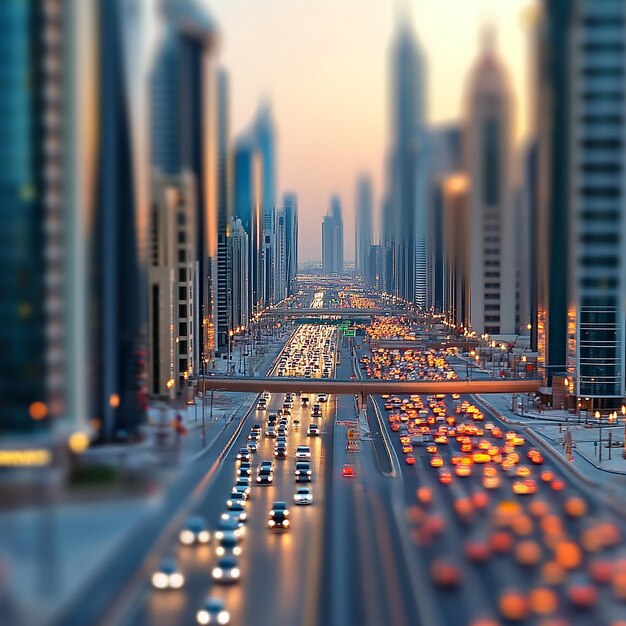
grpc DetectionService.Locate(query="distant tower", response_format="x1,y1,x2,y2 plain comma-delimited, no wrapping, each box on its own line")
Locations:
355,176,373,278
465,28,516,336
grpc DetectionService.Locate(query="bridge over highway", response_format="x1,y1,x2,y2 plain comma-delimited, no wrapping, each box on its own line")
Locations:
261,307,423,319
198,375,541,395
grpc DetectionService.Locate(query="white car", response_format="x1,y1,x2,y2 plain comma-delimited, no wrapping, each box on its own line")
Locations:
212,556,240,583
295,445,311,460
197,597,230,625
293,487,313,505
179,516,210,545
151,558,185,589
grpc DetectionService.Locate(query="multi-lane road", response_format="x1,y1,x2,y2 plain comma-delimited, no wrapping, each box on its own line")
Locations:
64,304,626,626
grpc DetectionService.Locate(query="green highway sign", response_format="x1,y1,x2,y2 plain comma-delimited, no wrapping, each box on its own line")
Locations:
343,329,356,337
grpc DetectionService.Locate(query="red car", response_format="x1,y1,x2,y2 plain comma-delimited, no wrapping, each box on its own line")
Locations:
405,455,416,465
342,464,355,478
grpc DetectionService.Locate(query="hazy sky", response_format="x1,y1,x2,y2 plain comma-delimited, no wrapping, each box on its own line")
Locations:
204,0,535,263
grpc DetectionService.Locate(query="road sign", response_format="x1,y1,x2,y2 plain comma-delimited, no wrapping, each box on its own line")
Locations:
344,329,356,337
347,429,356,440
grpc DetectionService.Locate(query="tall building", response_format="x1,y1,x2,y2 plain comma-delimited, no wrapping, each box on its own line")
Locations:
465,31,516,337
321,196,344,274
535,0,626,408
149,0,219,371
426,125,463,313
229,218,249,329
283,193,299,295
387,20,426,304
233,134,263,314
355,176,373,278
0,0,90,441
147,172,196,397
442,175,471,331
367,244,382,289
216,69,232,351
274,209,288,301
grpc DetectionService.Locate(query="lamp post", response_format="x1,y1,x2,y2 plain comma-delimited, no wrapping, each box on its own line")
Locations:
201,358,209,448
596,410,603,463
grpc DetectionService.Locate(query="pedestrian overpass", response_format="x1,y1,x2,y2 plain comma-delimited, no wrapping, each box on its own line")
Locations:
198,376,541,395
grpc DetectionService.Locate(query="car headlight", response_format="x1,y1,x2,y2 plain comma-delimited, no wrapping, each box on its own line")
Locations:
256,476,261,482
268,476,273,482
212,568,223,578
234,546,242,556
221,513,230,521
217,610,230,625
240,513,247,521
231,568,240,578
268,519,275,527
152,572,169,589
216,546,225,556
198,530,210,543
283,510,289,516
295,471,300,475
307,470,311,475
283,519,290,528
169,573,184,588
197,610,210,625
179,530,195,545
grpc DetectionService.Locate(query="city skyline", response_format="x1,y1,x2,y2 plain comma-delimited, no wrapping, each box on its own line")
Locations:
202,0,535,262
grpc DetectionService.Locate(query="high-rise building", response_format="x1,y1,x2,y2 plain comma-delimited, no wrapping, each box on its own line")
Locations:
426,125,463,313
321,196,344,274
233,134,263,314
367,244,382,289
535,0,626,409
216,69,232,351
465,31,516,337
229,218,249,329
0,0,91,442
355,176,373,278
387,20,426,304
283,193,299,295
148,172,196,397
149,0,219,371
442,175,471,331
274,209,288,301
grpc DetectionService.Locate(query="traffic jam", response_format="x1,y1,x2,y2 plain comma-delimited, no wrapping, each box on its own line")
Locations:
360,316,626,625
147,324,333,625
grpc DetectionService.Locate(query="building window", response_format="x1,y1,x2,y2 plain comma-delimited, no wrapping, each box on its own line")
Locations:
179,322,188,337
178,286,186,300
179,304,187,318
178,268,186,282
179,340,188,354
482,118,500,206
178,249,186,263
178,231,186,244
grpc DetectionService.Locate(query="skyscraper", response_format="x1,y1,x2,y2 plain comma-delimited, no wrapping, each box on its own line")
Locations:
229,218,249,329
464,30,516,337
387,19,426,304
355,176,373,278
216,69,232,351
322,215,336,275
149,0,219,371
233,133,263,315
535,0,626,409
283,193,299,295
274,209,288,301
329,195,344,273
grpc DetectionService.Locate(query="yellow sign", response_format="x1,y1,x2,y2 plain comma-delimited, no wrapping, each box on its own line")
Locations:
0,449,51,467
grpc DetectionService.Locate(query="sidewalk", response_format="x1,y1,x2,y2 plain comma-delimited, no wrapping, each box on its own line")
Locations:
0,331,290,626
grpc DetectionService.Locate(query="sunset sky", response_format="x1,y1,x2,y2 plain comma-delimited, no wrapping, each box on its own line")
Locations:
205,0,536,263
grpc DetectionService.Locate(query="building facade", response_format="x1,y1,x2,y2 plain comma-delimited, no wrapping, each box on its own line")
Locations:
465,32,516,337
355,176,373,278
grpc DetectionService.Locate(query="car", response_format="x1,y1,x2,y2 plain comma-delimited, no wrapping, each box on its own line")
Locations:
212,556,240,583
257,401,267,411
259,460,274,471
236,448,250,461
214,516,245,540
215,531,242,557
247,431,260,441
267,510,290,530
295,445,311,460
269,501,290,517
342,463,355,477
246,440,258,453
512,478,537,495
274,447,287,459
151,558,185,590
317,393,328,403
265,426,276,437
430,455,444,468
179,516,210,545
295,462,312,482
257,468,273,484
307,423,320,436
237,462,251,477
301,396,310,406
196,597,230,625
293,487,313,505
231,484,250,500
405,455,416,465
221,504,247,524
226,492,247,508
293,418,300,428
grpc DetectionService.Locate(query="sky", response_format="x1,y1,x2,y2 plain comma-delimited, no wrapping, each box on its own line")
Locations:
204,0,536,264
